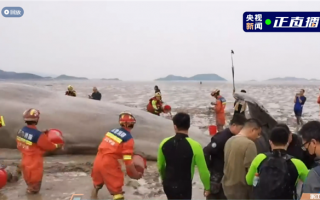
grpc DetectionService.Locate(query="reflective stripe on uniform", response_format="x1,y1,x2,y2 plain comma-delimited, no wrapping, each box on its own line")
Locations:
16,136,32,145
106,132,122,143
123,155,132,160
0,116,5,126
152,100,159,111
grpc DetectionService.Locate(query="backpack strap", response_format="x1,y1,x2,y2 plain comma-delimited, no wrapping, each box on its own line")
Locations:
257,152,292,171
283,154,293,161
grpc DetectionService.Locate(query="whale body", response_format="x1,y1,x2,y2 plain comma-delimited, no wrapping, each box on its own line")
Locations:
0,83,209,160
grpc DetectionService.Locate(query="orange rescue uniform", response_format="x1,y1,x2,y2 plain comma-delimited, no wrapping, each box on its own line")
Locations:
147,97,163,116
215,95,227,126
91,127,134,194
16,125,57,192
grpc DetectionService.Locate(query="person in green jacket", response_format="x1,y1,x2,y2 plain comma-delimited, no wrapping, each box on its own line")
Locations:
157,112,210,200
246,127,309,199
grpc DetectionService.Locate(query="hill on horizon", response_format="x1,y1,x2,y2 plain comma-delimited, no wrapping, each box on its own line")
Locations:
0,69,122,81
155,74,227,81
266,77,320,81
101,78,120,81
0,69,44,80
54,74,88,80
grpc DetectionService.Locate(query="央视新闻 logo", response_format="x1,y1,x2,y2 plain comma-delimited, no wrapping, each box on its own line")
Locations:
243,12,320,32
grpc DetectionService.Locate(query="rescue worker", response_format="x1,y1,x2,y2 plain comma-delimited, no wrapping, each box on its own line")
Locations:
65,85,76,97
0,115,5,127
91,112,142,200
17,108,63,194
146,92,163,116
211,89,226,132
154,85,161,93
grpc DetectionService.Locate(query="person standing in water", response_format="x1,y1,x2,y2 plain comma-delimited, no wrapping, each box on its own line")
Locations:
154,85,161,93
89,87,102,101
211,89,226,132
65,85,76,97
294,89,306,130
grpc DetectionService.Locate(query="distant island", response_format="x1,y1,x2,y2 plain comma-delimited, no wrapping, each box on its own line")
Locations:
155,74,227,81
101,78,120,81
266,77,320,82
54,74,88,80
0,69,120,81
0,69,44,80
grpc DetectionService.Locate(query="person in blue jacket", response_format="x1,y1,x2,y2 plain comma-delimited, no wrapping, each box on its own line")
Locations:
294,89,306,129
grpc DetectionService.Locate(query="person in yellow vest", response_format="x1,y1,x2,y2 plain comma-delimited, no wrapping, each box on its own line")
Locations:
0,116,5,127
147,92,164,116
65,85,76,97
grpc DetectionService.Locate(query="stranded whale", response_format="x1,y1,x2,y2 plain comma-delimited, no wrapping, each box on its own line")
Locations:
0,83,209,160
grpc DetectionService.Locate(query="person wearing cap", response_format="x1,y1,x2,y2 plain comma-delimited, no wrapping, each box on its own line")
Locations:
211,89,226,132
89,87,102,101
147,92,163,116
65,85,76,97
233,89,247,116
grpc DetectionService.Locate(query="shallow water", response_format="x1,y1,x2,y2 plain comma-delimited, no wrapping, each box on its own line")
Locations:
11,80,320,130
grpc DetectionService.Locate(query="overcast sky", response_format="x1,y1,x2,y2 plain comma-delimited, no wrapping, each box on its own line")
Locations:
0,1,319,81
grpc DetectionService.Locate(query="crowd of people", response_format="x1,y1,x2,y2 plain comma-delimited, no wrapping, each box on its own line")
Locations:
151,86,320,200
157,111,320,200
9,84,320,200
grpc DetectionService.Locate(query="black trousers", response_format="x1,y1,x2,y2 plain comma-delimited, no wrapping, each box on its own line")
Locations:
163,182,192,200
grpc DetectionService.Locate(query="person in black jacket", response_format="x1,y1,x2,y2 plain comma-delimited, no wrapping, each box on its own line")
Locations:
203,114,247,199
275,123,314,169
89,87,102,101
154,85,161,93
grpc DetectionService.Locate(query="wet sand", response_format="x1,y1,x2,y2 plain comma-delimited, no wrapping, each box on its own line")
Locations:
0,150,205,200
0,80,318,199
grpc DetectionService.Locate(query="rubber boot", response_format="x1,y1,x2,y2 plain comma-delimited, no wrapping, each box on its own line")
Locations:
113,194,124,200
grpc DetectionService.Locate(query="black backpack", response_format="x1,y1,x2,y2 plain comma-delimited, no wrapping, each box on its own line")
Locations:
253,152,295,199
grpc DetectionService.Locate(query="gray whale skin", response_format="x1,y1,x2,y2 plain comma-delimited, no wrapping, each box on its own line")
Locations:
0,83,209,160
